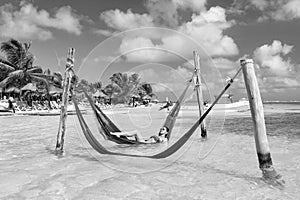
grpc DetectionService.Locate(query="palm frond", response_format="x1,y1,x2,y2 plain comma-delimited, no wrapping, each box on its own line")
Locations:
53,72,63,80
9,70,25,79
27,66,43,73
1,39,22,66
0,57,15,69
8,39,23,50
0,76,14,88
0,62,15,72
23,42,32,52
1,39,34,70
44,68,51,75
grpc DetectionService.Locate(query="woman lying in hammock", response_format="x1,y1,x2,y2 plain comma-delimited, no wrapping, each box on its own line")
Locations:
111,126,169,144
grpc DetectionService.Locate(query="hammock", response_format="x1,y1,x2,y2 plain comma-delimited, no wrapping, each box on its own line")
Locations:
72,67,242,158
84,79,193,144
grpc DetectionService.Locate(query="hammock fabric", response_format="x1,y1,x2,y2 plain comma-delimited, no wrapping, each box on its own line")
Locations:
72,67,242,158
84,79,193,144
74,91,211,158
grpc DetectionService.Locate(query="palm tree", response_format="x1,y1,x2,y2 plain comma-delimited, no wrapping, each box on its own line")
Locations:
0,39,51,105
104,73,141,104
44,68,63,88
0,39,50,88
91,81,102,93
139,83,153,97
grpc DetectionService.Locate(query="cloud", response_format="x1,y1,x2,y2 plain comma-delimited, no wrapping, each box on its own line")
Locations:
146,0,179,28
260,77,300,93
119,36,172,62
234,40,300,93
93,29,114,36
100,5,238,62
179,7,238,57
212,57,238,69
100,9,154,31
172,66,193,80
134,66,193,95
172,0,207,12
0,2,83,40
253,40,294,76
232,0,300,21
145,0,207,28
269,0,300,21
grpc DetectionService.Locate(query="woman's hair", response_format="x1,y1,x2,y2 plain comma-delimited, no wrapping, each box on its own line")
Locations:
165,127,169,132
159,126,169,137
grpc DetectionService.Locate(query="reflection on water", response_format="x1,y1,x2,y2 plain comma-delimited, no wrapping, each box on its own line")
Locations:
0,104,299,199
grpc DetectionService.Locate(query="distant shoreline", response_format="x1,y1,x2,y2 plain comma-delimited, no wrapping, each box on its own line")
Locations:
263,101,300,104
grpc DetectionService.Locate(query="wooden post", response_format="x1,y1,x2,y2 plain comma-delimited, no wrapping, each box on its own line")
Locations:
55,48,75,153
193,51,207,138
240,59,281,180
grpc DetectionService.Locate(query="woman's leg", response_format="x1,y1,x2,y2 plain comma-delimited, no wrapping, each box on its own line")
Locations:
111,130,144,142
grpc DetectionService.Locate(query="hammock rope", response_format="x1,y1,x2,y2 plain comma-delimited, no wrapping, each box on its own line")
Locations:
72,67,242,159
86,77,193,144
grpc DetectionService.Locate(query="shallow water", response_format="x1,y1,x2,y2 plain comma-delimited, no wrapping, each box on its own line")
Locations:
0,104,299,199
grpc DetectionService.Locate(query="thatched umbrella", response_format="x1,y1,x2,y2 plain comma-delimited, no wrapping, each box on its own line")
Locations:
5,86,21,93
49,85,63,95
21,83,37,91
93,90,107,98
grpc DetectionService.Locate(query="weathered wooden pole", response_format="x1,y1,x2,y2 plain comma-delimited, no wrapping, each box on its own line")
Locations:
193,51,207,138
55,48,75,153
240,59,281,180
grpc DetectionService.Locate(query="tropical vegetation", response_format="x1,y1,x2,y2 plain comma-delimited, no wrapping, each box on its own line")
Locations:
0,38,155,104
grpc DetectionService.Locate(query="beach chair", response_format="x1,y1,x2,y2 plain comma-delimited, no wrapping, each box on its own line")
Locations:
51,101,60,109
17,101,32,111
32,101,43,110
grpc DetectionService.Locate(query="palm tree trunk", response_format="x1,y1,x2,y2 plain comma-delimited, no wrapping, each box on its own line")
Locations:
46,88,52,109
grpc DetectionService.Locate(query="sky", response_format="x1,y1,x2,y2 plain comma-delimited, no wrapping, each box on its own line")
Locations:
0,0,299,101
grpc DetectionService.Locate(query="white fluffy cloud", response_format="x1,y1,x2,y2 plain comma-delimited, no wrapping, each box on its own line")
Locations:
179,6,238,57
100,9,154,31
244,40,300,92
253,40,294,76
99,4,239,62
0,2,83,40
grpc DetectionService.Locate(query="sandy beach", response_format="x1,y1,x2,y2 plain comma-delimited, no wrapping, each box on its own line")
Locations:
0,103,299,199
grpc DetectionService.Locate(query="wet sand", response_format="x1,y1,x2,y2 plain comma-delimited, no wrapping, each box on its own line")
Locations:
0,104,299,199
